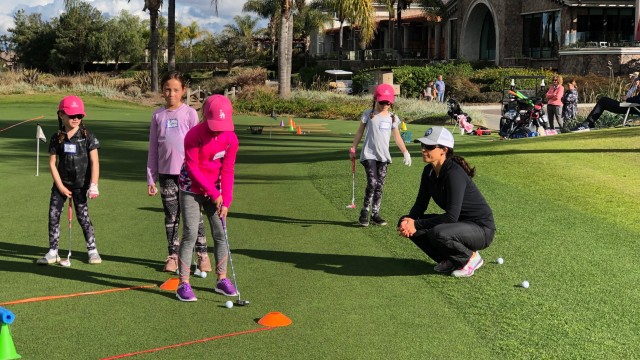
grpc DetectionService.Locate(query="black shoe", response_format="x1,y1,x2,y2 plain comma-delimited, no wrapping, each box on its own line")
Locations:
370,213,387,226
570,122,590,132
358,209,369,227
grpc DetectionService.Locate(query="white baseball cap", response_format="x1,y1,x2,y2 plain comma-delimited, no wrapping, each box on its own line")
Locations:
414,126,454,149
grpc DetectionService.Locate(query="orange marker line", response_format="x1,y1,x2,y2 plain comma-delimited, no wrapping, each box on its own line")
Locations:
0,115,45,133
100,327,276,359
0,285,156,306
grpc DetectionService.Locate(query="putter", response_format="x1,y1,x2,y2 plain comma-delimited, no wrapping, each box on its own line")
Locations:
346,157,356,209
59,198,73,267
221,217,249,306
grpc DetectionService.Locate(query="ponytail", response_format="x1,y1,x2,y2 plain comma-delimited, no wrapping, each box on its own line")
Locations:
445,148,476,177
56,114,65,144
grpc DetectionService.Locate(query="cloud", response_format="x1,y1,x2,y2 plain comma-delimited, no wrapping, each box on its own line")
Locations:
0,0,266,36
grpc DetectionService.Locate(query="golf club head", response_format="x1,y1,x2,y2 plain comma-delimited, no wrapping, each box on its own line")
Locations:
235,299,250,306
59,259,71,267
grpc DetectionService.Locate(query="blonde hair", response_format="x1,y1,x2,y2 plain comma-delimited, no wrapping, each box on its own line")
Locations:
553,75,563,85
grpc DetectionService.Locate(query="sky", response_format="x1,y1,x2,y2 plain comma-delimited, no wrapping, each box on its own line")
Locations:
0,0,260,37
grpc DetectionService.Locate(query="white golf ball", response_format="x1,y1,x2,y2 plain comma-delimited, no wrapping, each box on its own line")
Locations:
225,300,233,309
200,271,207,278
497,257,504,265
521,280,530,289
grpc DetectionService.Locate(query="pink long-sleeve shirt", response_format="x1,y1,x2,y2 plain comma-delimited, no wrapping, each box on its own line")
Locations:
146,104,199,185
178,122,239,207
546,85,564,106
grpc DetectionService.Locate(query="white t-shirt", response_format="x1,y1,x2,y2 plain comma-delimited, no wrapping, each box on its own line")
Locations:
359,109,399,163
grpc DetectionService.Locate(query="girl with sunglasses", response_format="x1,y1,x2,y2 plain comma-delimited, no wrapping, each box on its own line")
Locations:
397,127,495,277
37,95,102,265
349,83,412,227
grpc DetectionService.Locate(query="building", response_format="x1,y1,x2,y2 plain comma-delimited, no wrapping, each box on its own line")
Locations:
314,0,640,75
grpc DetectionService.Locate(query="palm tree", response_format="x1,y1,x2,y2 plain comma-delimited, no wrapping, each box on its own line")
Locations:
295,7,333,67
314,0,376,68
180,21,206,62
278,0,294,98
168,0,175,70
243,0,280,63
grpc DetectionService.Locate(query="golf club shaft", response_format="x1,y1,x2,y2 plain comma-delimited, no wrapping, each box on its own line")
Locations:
221,217,242,303
68,197,73,260
350,158,356,205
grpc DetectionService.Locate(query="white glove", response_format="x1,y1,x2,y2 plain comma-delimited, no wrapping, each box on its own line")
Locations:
88,183,100,199
403,151,412,166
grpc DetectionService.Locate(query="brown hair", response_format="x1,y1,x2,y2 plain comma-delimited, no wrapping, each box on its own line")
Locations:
56,112,88,144
445,148,476,177
368,98,396,123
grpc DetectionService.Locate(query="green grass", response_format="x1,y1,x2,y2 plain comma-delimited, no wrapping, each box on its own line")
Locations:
1,94,639,359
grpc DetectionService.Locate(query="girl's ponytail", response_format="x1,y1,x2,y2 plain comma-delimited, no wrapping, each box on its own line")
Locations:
56,114,65,144
445,148,476,177
80,120,88,138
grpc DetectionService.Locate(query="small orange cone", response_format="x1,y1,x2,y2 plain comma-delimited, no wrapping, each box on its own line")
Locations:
296,126,302,135
288,118,293,126
159,277,179,291
258,312,292,327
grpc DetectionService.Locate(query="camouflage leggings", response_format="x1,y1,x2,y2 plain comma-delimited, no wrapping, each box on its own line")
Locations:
159,174,207,255
361,159,388,214
48,186,96,251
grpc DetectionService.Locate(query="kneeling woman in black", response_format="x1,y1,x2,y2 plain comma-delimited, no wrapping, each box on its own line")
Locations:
397,127,495,277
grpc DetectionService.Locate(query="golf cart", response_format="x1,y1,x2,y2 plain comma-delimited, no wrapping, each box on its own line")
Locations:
325,70,353,94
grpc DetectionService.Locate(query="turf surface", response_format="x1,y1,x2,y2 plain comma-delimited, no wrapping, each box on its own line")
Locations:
1,94,639,359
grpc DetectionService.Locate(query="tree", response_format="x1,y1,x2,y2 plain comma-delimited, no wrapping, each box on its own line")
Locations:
52,2,105,73
168,0,175,70
278,0,294,98
313,0,376,68
8,10,56,71
243,0,280,63
103,11,146,70
179,21,206,62
295,6,333,67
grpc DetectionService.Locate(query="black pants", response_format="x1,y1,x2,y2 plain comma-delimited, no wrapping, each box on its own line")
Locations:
48,186,96,251
401,214,494,267
587,96,640,124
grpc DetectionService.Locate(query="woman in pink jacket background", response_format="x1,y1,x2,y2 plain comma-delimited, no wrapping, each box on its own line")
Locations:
176,95,239,302
546,75,565,130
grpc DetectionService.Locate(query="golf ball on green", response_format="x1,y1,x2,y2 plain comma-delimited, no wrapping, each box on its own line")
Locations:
225,300,233,309
521,280,530,289
497,257,504,265
200,271,207,278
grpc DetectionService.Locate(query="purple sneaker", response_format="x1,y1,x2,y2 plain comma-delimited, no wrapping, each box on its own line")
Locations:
214,278,238,296
176,282,197,302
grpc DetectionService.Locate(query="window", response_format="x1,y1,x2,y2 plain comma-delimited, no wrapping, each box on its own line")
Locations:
576,8,634,43
522,11,560,58
449,19,458,59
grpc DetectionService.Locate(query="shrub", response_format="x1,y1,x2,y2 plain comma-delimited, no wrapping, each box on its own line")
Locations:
229,67,267,88
133,71,151,93
125,86,142,98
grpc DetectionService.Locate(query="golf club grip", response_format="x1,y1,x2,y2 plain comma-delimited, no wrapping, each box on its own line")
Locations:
68,198,73,224
351,157,356,172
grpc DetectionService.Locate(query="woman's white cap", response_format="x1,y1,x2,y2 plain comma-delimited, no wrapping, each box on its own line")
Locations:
414,126,454,149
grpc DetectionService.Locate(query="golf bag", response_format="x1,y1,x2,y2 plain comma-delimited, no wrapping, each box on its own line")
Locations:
447,98,474,135
499,97,547,139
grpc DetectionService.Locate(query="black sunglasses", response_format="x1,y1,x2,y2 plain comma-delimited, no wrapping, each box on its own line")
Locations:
421,144,438,151
67,114,84,120
378,101,391,106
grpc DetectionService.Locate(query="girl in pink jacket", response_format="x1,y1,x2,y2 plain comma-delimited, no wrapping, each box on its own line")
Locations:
176,95,239,302
546,75,565,130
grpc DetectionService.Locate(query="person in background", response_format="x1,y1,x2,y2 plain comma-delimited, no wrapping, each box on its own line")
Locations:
435,75,446,102
562,79,579,126
423,81,433,101
546,75,565,130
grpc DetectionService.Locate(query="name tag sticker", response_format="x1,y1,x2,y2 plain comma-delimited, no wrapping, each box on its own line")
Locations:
212,150,226,161
379,121,391,130
64,143,77,154
167,119,178,128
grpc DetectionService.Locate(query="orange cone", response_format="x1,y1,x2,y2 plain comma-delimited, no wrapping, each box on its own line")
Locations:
258,312,292,327
159,277,179,291
296,126,302,135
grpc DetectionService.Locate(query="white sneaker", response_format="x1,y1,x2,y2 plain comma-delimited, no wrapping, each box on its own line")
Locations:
36,252,60,265
452,252,484,277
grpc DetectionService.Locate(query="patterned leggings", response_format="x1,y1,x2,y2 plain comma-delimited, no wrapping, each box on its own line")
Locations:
361,159,388,214
159,175,207,255
48,187,96,251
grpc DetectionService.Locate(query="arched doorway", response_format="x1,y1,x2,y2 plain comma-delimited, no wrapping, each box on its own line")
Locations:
460,1,498,63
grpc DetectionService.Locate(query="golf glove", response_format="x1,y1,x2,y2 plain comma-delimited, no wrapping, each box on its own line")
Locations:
403,151,412,166
88,183,99,199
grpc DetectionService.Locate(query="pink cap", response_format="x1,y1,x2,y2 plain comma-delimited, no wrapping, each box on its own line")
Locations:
203,95,234,132
58,96,86,116
374,84,395,104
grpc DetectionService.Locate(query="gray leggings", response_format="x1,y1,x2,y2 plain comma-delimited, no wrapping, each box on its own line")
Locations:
178,190,228,282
